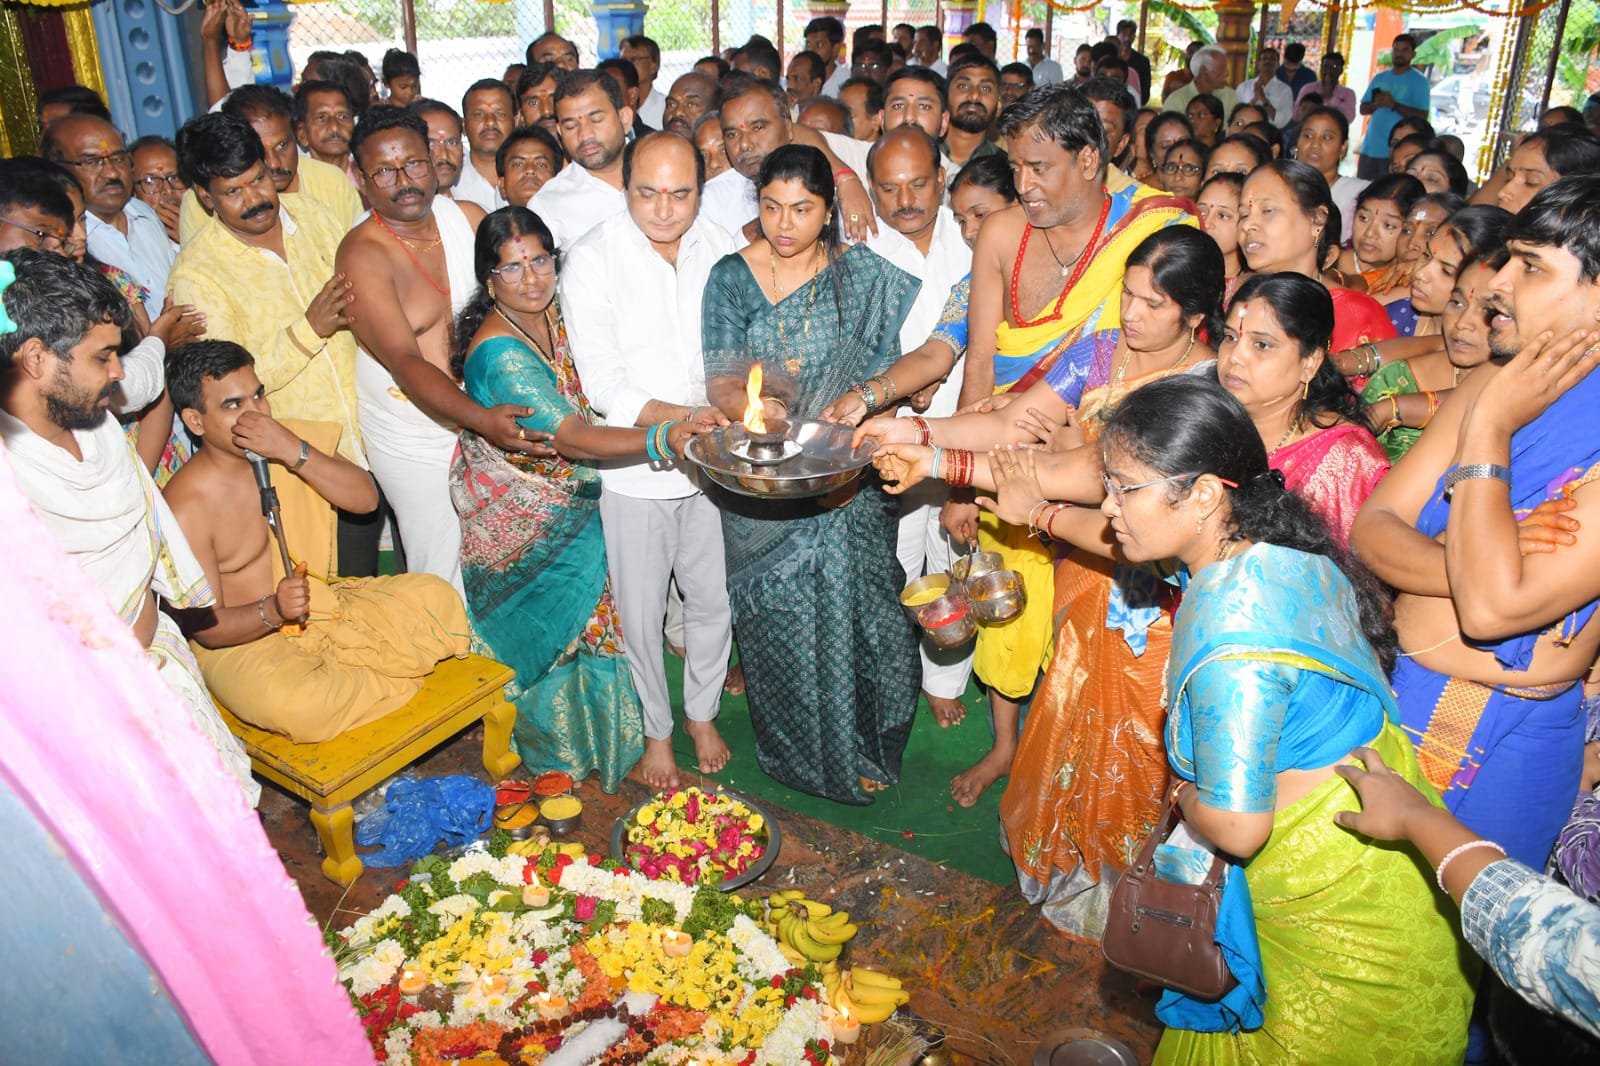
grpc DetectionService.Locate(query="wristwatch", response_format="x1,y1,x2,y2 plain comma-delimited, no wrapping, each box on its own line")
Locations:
1443,463,1512,500
290,439,311,470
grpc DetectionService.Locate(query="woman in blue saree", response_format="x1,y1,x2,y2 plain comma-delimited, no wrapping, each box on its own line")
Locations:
1095,376,1474,1064
449,207,707,792
701,145,921,805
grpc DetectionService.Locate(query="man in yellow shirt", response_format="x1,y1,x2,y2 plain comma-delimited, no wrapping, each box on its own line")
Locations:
168,113,378,571
177,85,361,242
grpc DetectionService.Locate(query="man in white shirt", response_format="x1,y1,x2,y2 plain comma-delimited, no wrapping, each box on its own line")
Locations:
861,127,974,724
454,78,513,212
561,132,736,789
912,24,946,76
1024,28,1063,86
44,114,175,319
807,16,852,97
529,70,632,250
699,77,868,240
621,35,667,129
1235,45,1294,127
1162,44,1236,120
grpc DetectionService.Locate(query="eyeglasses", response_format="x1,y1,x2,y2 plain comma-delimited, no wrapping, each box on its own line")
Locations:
61,149,131,172
1101,471,1238,503
490,256,556,282
0,215,69,250
134,174,185,194
362,158,434,187
1161,162,1202,177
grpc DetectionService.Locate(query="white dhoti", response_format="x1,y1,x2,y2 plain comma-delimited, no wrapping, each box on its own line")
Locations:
353,195,478,596
599,489,732,740
896,479,975,701
0,411,260,806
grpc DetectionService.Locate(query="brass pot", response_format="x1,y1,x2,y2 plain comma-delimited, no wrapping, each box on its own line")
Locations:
967,568,1027,625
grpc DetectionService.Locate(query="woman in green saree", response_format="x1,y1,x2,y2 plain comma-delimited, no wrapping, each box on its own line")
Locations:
449,207,707,792
701,145,921,805
1094,376,1475,1064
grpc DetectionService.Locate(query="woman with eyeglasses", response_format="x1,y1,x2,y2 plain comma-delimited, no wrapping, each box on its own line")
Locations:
1089,375,1473,1065
1158,138,1208,201
448,206,710,793
858,226,1224,937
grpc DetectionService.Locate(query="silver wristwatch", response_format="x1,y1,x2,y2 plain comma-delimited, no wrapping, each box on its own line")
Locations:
1443,463,1512,500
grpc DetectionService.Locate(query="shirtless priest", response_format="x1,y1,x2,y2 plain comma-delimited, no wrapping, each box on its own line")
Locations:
163,340,471,743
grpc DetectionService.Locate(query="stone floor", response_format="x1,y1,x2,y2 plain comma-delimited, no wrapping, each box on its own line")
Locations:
259,725,1162,1065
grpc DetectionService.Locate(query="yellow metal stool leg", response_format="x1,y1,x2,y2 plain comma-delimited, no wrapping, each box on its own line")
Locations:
480,694,521,781
309,802,363,886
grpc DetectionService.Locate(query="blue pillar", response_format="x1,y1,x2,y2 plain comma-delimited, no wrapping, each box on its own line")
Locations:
90,0,199,140
242,0,296,90
592,0,649,61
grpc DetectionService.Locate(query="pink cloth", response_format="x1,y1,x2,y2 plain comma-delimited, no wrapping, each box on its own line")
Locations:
1274,421,1390,546
0,441,369,1064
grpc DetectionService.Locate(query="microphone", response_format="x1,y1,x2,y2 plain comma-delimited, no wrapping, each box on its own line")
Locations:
245,449,277,518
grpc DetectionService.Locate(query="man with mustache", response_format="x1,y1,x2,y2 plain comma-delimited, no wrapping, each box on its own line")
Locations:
455,78,513,212
697,75,875,242
515,62,561,136
177,86,362,242
661,72,720,139
785,51,825,115
943,55,1006,170
337,106,552,592
495,125,564,207
861,126,975,728
561,132,737,788
0,248,258,804
43,113,174,318
167,112,376,569
528,70,632,251
410,98,465,197
1353,174,1600,872
293,80,357,178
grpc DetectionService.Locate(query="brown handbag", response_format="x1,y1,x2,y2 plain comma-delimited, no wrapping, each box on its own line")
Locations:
1100,800,1238,1001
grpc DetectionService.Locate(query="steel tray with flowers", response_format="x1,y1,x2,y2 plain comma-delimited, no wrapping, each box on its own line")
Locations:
609,785,782,891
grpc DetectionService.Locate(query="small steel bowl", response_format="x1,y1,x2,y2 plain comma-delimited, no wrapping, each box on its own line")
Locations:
916,593,978,648
900,573,953,624
967,568,1027,625
950,550,1004,588
538,796,583,837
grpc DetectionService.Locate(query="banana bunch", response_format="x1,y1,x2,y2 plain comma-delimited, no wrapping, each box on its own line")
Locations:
834,967,911,1025
505,837,584,859
764,889,859,965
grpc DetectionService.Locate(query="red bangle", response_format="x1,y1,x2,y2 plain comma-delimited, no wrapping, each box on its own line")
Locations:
833,167,858,185
947,449,974,488
229,37,254,52
909,416,931,447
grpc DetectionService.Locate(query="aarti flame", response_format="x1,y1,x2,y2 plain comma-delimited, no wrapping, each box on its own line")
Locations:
743,363,766,433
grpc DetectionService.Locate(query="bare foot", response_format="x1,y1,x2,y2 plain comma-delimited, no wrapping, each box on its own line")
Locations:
926,691,966,727
666,642,686,659
636,737,681,791
723,662,746,696
859,775,891,794
951,741,1016,808
684,719,731,774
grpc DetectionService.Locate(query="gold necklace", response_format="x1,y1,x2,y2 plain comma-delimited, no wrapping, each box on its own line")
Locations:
1110,330,1198,394
1272,414,1301,453
768,241,823,301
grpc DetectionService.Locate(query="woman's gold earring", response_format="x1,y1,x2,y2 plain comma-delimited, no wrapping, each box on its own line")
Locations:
1195,513,1205,535
1301,379,1310,401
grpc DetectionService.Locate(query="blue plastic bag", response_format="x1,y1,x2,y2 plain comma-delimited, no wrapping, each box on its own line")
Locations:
353,775,494,868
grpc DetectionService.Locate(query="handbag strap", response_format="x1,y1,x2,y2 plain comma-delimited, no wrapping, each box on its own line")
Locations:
1128,795,1230,891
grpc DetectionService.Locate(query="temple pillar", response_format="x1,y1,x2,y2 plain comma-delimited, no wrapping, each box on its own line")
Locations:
1214,0,1257,86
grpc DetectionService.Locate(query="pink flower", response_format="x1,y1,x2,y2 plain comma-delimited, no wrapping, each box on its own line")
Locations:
574,895,597,921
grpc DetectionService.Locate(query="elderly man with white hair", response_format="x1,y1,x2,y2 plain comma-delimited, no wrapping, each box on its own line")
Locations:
1161,44,1236,119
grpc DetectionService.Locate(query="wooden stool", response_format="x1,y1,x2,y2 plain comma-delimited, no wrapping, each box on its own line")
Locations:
216,654,521,886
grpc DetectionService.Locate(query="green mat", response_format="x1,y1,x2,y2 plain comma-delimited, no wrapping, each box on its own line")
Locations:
661,655,1016,886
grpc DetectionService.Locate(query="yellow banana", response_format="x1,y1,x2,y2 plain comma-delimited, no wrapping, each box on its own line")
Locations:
787,923,843,963
794,899,833,919
806,918,859,945
777,941,807,965
814,910,851,929
846,996,901,1024
848,967,904,991
847,982,910,1008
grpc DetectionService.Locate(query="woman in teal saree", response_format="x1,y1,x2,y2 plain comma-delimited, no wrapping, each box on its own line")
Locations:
449,207,706,792
702,145,922,805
